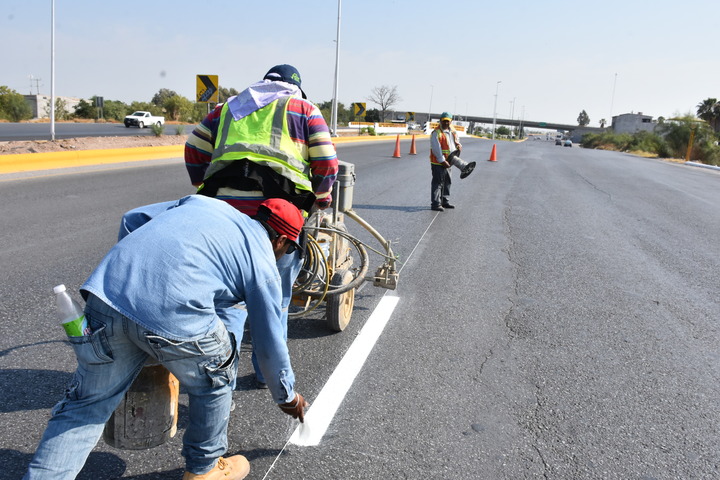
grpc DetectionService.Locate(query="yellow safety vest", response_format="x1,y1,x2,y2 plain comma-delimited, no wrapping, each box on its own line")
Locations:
202,96,313,193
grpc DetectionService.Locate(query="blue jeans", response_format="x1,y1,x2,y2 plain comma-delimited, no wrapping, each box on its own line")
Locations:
252,247,302,383
24,294,237,479
431,164,451,207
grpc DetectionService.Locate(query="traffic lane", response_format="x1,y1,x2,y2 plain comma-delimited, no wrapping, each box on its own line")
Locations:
0,144,432,478
0,121,185,141
497,146,720,477
265,141,720,478
221,141,463,479
264,138,524,478
0,161,197,479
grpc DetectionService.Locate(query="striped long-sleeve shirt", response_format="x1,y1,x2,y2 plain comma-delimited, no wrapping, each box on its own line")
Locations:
185,92,338,216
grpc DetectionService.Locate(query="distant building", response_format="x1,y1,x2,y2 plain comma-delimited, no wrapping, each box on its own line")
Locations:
611,112,656,134
24,94,82,119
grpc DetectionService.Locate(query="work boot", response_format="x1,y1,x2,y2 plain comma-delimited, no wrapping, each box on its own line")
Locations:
431,205,444,212
182,456,250,480
460,161,476,179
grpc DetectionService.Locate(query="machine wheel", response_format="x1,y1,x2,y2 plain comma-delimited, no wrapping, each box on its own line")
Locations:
326,269,355,332
138,121,144,128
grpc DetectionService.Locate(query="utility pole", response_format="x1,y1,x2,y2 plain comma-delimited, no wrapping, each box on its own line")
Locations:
492,81,501,140
28,75,43,95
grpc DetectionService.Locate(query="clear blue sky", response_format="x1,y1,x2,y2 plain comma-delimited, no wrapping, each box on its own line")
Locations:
2,0,718,126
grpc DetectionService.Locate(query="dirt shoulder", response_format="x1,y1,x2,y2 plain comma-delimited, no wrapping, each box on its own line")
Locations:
0,134,188,155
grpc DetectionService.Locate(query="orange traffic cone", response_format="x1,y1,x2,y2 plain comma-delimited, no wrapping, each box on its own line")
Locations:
392,134,401,158
488,144,498,162
409,135,417,155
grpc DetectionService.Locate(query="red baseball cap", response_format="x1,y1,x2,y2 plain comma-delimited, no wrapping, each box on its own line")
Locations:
255,198,304,250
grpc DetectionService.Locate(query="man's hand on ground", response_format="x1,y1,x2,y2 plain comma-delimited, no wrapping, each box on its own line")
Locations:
279,393,309,422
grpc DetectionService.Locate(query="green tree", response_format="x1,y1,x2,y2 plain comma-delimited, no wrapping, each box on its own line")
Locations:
496,125,511,136
0,86,32,122
190,102,210,123
102,99,130,121
151,88,178,107
599,118,607,128
365,108,381,123
317,100,352,127
49,98,71,120
577,110,590,126
129,101,162,116
655,115,716,159
696,97,720,132
74,99,95,119
218,86,239,104
163,94,193,121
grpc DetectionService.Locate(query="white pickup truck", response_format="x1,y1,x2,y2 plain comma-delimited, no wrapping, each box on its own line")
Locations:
124,111,165,128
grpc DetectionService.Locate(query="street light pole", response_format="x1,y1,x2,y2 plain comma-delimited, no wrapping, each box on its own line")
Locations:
509,97,515,137
492,81,501,140
329,0,341,137
609,72,617,123
427,84,434,131
50,0,55,141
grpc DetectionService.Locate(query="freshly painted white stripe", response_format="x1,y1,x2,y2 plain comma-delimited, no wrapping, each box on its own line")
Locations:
288,294,400,446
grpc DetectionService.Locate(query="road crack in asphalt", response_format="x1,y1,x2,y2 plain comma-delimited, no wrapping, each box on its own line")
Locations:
576,172,613,200
502,204,523,340
503,203,552,477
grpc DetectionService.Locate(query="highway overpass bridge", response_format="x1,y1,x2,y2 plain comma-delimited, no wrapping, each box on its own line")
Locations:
421,112,605,140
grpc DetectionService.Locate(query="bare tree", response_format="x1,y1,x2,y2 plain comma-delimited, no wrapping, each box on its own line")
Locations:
367,85,401,122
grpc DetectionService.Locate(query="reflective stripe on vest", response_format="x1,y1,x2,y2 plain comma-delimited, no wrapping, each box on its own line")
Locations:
204,96,312,192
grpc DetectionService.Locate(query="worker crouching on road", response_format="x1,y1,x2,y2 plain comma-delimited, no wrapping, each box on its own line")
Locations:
184,63,338,389
429,112,474,211
23,196,309,480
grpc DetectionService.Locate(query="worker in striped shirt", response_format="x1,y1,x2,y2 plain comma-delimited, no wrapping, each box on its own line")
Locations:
184,64,338,389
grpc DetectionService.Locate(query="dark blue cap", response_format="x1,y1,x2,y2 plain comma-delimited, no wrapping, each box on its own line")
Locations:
263,64,306,99
264,64,302,88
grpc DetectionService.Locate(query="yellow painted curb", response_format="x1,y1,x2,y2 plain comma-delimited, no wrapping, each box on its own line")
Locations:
0,145,184,174
0,134,430,175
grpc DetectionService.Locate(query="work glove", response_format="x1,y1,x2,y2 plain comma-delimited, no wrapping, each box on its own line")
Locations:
279,393,309,423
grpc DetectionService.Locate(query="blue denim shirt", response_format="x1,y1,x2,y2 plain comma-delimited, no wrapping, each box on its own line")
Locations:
82,195,295,403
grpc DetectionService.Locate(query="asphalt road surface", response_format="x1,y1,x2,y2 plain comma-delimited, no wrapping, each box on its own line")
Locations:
0,122,186,141
1,138,719,479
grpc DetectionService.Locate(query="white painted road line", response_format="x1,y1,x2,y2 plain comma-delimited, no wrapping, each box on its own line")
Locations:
288,294,400,446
